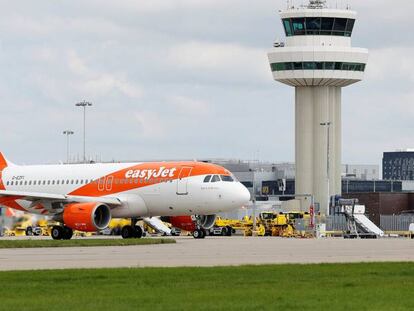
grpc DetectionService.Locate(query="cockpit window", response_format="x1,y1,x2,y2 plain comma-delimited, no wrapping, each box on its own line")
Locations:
203,175,212,183
221,175,234,182
211,175,221,183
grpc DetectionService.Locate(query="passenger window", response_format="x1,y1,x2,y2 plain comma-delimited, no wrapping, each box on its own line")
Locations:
10,181,13,186
29,181,32,185
47,180,50,185
203,175,212,183
211,175,220,183
43,181,46,185
6,181,9,186
57,180,60,185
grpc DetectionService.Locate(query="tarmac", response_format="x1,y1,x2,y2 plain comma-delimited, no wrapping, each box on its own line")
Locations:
0,236,413,271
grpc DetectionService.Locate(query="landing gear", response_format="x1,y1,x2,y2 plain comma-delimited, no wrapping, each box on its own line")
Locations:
134,226,143,238
193,229,206,239
25,226,33,236
121,225,134,239
51,226,63,240
121,224,144,239
62,227,73,240
51,226,73,240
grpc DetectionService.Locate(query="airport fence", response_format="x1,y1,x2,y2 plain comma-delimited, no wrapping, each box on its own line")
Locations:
325,215,348,231
380,215,414,231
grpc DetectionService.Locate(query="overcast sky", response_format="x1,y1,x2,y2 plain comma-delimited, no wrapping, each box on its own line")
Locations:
0,0,413,166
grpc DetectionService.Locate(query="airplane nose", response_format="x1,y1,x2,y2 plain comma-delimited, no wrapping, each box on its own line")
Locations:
238,183,251,205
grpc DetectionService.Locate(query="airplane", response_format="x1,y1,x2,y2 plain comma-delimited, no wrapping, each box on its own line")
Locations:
0,152,250,239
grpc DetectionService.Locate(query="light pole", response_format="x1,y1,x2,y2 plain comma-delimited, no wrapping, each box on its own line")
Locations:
75,101,93,163
63,130,74,164
320,122,331,216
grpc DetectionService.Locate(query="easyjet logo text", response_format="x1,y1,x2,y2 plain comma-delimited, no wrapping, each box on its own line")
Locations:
125,167,177,179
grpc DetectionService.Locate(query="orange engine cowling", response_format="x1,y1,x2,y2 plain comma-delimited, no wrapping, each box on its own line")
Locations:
63,202,111,232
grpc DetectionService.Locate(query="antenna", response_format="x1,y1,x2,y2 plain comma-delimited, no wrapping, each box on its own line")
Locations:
307,0,327,9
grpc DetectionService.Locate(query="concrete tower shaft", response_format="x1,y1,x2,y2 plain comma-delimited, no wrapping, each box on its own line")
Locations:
267,2,368,212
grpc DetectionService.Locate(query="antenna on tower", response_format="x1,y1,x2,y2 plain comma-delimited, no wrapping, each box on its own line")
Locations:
307,0,327,9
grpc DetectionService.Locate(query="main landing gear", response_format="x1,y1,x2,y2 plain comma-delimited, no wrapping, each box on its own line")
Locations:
192,228,206,239
51,226,73,240
121,218,144,239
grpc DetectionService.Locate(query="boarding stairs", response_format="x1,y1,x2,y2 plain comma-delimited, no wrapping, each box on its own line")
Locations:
338,200,384,238
143,217,172,235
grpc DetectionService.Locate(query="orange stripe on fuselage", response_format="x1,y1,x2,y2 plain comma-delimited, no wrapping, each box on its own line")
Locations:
0,196,26,212
68,162,229,197
0,153,7,191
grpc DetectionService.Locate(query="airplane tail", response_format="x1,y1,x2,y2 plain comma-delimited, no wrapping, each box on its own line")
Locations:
0,152,14,170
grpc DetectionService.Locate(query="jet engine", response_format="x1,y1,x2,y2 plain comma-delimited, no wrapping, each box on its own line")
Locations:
62,202,111,232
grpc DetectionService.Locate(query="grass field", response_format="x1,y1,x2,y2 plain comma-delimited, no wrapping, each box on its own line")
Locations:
0,238,175,248
0,263,413,311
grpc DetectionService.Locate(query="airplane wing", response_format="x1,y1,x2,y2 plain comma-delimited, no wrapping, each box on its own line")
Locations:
0,190,122,206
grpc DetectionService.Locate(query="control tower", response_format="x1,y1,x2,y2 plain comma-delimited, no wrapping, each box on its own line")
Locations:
267,0,368,213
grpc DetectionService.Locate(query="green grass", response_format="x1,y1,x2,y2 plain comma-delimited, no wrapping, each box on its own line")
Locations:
0,263,413,311
0,238,175,248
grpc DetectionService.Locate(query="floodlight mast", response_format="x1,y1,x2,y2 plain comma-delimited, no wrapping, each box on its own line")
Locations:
75,101,93,163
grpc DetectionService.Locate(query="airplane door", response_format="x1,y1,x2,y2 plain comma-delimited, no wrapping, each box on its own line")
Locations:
176,167,193,195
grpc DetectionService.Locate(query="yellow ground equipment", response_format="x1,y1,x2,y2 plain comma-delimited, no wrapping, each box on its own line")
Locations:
106,219,131,235
13,215,35,236
224,212,304,237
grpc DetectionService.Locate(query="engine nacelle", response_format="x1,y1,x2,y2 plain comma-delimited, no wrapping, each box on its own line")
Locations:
163,215,216,232
199,215,216,230
63,202,111,232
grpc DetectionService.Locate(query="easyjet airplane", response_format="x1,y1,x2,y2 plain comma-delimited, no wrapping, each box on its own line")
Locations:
0,152,250,239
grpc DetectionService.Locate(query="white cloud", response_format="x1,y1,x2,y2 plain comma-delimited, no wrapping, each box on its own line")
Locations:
168,41,271,82
134,111,166,139
170,95,210,115
366,47,414,83
81,74,143,99
67,50,91,76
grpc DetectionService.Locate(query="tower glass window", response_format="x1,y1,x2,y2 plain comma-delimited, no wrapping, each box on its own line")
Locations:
345,19,355,37
333,18,347,35
271,61,366,72
291,18,305,35
306,17,321,35
283,19,293,36
282,17,355,37
320,17,334,35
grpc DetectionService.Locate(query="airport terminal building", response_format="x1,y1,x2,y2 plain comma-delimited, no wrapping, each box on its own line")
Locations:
383,150,414,180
